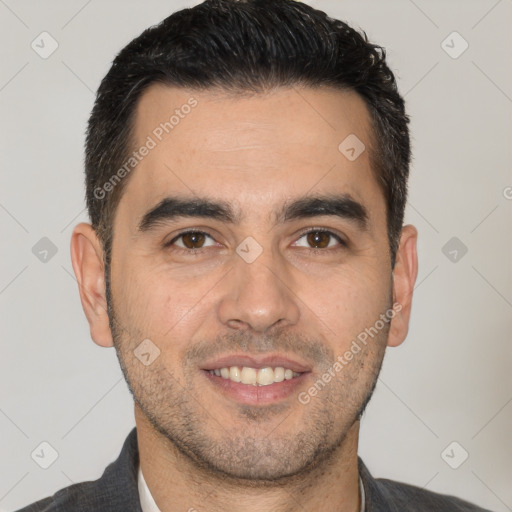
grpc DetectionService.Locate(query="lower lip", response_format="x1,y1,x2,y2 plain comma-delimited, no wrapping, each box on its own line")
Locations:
202,370,309,405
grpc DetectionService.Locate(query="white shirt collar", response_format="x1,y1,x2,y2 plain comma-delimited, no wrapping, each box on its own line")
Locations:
359,472,366,511
138,464,365,512
138,463,162,512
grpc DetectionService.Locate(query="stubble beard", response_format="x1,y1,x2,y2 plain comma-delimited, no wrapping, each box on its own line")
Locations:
105,270,388,484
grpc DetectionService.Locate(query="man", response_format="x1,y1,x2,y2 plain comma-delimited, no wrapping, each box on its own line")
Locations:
16,0,492,510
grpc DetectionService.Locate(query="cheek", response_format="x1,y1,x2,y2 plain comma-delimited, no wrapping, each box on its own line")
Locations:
110,257,163,337
305,263,391,345
113,259,216,342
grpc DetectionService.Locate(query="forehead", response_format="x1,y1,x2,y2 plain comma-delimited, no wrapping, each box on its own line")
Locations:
119,84,383,226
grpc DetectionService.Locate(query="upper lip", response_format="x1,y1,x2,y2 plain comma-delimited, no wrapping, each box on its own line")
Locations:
201,354,312,373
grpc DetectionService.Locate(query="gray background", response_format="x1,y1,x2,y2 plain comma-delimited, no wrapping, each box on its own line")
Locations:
1,0,511,511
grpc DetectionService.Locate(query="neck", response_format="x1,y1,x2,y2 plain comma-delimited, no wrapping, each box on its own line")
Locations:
135,405,361,512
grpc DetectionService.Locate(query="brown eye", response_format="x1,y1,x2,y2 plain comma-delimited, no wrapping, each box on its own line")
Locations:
168,231,216,251
293,230,345,250
306,231,331,249
180,232,207,249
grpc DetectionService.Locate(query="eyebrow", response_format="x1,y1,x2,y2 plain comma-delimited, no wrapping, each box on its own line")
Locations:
138,193,369,232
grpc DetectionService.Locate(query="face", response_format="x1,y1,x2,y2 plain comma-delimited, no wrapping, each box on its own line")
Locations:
91,85,411,481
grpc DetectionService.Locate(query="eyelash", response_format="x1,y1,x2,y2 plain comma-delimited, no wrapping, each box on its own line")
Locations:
164,228,347,255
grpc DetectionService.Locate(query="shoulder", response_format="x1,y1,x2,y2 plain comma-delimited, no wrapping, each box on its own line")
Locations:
13,428,142,512
13,479,116,512
358,457,492,512
373,476,493,511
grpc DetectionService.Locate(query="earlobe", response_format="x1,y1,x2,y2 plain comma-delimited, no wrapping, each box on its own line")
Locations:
70,223,114,348
387,224,418,348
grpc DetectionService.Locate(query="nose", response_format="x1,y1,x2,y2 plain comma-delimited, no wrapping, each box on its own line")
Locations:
217,247,300,333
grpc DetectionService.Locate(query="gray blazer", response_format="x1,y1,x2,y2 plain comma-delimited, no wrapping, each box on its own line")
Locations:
15,427,493,511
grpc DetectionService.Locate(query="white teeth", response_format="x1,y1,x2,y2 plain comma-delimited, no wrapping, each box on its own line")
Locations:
229,366,241,382
257,367,275,386
274,367,285,382
240,367,257,385
210,366,301,386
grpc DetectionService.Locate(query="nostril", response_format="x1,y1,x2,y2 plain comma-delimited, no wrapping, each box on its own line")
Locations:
226,318,248,330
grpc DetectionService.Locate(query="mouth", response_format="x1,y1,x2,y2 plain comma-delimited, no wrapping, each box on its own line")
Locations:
200,355,311,404
206,366,302,386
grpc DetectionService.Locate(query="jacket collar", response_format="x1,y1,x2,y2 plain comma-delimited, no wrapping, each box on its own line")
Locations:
358,456,393,512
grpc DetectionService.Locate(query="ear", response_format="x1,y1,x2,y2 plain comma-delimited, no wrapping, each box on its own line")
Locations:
70,223,114,347
387,224,418,348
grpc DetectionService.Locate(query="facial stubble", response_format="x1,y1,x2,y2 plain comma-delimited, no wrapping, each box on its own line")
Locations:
105,267,389,485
